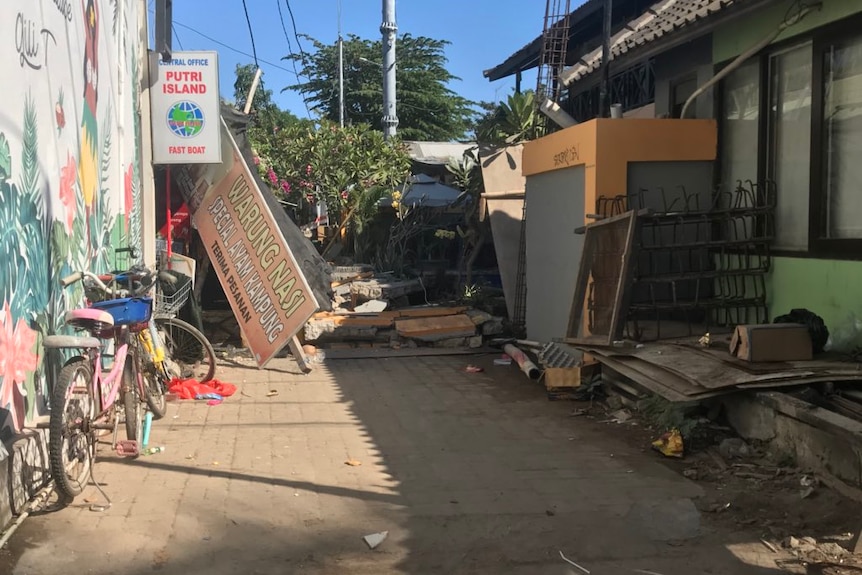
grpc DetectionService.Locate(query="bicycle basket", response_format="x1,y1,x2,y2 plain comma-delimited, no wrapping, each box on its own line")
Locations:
91,297,153,325
154,274,192,316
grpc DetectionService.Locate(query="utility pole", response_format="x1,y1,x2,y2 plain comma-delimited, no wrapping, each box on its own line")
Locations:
381,0,398,140
337,0,345,127
599,0,612,117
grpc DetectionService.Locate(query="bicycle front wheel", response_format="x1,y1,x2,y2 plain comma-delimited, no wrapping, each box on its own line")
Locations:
123,356,142,442
154,317,216,383
49,359,96,500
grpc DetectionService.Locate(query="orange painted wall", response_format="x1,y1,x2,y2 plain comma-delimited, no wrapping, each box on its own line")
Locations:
523,119,718,221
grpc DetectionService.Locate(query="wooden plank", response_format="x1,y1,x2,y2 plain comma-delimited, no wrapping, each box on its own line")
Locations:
323,347,495,360
566,210,642,345
330,271,374,287
312,306,469,323
589,354,704,403
288,335,312,374
544,367,582,389
395,314,477,340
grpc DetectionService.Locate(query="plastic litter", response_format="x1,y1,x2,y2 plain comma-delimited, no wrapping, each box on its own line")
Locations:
651,429,684,458
168,378,237,400
559,550,590,574
363,531,388,549
773,308,829,353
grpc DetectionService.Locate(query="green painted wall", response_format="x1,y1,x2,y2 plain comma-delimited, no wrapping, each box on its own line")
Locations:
713,0,862,334
767,257,862,332
713,0,862,63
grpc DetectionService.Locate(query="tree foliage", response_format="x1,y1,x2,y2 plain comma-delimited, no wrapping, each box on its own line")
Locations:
284,34,476,141
473,90,545,145
251,120,412,219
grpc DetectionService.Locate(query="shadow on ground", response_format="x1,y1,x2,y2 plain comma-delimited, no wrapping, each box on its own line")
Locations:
2,354,828,574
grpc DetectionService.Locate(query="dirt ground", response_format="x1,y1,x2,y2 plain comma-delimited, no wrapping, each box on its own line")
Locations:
570,398,862,574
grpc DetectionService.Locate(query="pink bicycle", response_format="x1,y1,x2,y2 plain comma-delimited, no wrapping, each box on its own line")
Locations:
44,270,155,501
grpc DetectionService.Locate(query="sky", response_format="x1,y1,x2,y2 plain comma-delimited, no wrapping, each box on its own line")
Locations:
154,0,548,118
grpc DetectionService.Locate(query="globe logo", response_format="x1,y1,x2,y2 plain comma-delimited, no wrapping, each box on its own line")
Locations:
167,101,204,138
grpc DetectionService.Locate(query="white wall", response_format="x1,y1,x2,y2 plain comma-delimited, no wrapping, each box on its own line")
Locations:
0,0,145,438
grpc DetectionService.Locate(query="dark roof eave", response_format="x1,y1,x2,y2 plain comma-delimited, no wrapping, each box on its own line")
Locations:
483,38,543,81
562,0,781,88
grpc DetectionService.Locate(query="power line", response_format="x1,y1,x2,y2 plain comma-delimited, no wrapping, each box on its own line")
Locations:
172,23,185,50
276,0,311,117
240,0,259,67
284,0,309,64
170,19,299,77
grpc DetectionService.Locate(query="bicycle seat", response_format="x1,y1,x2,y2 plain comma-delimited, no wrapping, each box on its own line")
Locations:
43,334,102,350
65,308,115,334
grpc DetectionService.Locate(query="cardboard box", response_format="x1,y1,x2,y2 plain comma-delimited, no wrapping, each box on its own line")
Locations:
729,324,813,362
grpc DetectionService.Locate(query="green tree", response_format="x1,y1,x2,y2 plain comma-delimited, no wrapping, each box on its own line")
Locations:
284,34,476,141
251,120,412,258
233,64,301,136
473,90,545,145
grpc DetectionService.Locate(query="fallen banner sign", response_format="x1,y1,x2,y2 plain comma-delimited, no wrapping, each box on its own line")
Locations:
194,119,318,366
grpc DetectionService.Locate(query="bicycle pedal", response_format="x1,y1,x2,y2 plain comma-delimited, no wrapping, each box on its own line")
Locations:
115,440,139,457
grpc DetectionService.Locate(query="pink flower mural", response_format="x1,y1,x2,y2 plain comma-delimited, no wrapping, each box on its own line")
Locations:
0,300,39,431
59,152,77,229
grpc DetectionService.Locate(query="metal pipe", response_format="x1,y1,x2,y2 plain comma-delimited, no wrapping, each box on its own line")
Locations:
381,0,398,140
679,2,820,119
0,483,54,550
599,0,612,118
540,98,578,128
503,343,541,380
242,67,262,115
338,35,345,127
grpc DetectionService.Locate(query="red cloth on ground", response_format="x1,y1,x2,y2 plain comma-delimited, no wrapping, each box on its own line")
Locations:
168,378,238,400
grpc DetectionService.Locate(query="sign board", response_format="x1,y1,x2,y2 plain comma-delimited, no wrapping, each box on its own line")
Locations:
194,120,318,366
151,51,221,164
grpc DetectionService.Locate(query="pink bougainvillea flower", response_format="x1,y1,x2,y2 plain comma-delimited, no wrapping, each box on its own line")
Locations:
59,152,77,229
0,300,38,432
280,180,291,194
267,167,278,185
305,164,312,176
253,156,261,166
341,190,349,201
124,163,134,218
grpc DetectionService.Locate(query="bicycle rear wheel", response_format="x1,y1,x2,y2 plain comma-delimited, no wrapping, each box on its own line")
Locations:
123,356,142,442
154,317,216,383
49,359,97,500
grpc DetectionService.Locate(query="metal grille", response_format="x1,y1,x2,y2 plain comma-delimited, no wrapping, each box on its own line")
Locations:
596,180,776,341
566,59,656,123
536,0,572,125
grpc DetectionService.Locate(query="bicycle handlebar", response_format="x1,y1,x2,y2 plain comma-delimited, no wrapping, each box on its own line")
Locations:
62,268,156,297
60,272,83,287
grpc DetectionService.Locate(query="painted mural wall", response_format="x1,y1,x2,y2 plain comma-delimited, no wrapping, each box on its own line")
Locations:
0,0,144,442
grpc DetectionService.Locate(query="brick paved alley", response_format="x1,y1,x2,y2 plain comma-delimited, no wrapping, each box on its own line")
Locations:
3,354,783,574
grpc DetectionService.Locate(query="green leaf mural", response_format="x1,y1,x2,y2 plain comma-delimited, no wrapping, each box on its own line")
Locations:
0,134,11,180
89,104,116,272
128,48,143,255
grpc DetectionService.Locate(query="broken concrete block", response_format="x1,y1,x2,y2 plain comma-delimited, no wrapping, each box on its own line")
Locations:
466,309,493,326
468,335,484,349
434,337,467,348
482,318,505,335
355,299,388,313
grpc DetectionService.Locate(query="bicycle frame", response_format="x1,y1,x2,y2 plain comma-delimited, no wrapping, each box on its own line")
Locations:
86,336,132,415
